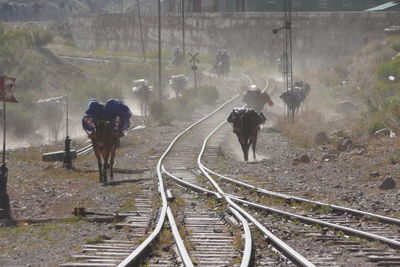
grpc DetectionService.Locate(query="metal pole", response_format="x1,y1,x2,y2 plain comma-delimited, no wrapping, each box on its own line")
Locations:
137,0,146,62
2,101,5,166
288,0,293,91
194,68,197,91
182,0,185,60
66,96,69,137
63,96,72,169
158,0,162,102
0,100,10,219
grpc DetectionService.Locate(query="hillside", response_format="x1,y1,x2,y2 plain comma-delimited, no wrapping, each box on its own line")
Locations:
0,0,157,22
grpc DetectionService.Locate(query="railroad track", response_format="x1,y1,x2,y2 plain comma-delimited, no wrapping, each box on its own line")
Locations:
62,75,320,266
194,117,400,266
61,74,400,266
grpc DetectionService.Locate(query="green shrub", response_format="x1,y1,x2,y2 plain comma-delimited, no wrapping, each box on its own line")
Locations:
167,97,195,121
197,85,219,105
367,121,386,135
29,29,54,47
375,56,400,80
389,36,400,52
149,100,173,125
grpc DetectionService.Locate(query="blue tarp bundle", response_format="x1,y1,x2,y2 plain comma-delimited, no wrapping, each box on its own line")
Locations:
82,114,97,132
86,99,105,119
104,99,131,119
82,99,131,133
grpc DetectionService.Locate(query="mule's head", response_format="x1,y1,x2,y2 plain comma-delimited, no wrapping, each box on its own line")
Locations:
91,121,111,148
227,109,247,134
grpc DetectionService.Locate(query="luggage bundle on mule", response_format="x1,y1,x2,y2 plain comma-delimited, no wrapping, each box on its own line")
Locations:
82,98,131,134
105,99,131,132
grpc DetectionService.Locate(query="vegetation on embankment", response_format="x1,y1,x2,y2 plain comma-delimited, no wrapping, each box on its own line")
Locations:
276,35,400,147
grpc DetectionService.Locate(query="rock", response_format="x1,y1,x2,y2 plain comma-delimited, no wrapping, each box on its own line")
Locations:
314,132,329,145
294,154,310,163
374,128,390,138
329,130,346,138
335,101,358,115
370,172,380,177
321,154,336,162
321,149,339,161
379,177,396,190
337,138,353,151
350,148,366,156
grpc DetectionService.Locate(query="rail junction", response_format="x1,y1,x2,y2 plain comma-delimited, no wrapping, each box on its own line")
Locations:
61,82,400,266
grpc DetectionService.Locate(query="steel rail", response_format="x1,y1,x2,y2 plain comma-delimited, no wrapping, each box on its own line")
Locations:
161,166,221,198
163,163,314,267
202,165,400,226
76,144,93,156
231,197,400,249
167,206,194,267
198,120,315,267
119,94,240,266
228,207,253,267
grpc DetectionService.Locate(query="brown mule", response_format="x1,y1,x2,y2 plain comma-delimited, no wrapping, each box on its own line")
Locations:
88,121,121,185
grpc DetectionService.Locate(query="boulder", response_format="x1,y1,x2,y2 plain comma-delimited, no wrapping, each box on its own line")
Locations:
329,130,346,138
379,177,396,190
337,138,353,151
335,101,358,115
370,171,380,177
294,154,310,163
314,132,329,145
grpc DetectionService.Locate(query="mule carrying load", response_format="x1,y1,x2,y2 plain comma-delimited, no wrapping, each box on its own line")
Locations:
82,99,131,184
82,99,131,135
227,108,266,162
169,74,188,98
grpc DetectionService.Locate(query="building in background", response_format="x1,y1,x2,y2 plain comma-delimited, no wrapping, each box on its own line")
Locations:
162,0,399,12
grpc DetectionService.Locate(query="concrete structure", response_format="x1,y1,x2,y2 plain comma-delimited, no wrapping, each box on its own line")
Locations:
163,0,396,12
70,12,399,68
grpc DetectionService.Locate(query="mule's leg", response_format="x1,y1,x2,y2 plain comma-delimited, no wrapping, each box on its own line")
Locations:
251,139,257,161
250,132,257,161
109,144,117,180
93,148,103,182
102,151,110,185
240,143,248,162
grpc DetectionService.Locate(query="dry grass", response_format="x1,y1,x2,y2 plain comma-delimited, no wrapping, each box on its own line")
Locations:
274,108,333,147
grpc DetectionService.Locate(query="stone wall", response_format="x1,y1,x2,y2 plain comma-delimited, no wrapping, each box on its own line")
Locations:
70,12,399,68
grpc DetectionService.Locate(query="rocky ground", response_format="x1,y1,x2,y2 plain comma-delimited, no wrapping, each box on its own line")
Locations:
0,88,399,266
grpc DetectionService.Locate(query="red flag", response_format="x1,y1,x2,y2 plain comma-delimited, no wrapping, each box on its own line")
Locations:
0,76,17,103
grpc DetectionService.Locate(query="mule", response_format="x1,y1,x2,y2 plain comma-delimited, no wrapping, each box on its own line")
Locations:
132,84,152,117
280,81,311,120
88,121,120,185
243,89,274,113
227,108,266,162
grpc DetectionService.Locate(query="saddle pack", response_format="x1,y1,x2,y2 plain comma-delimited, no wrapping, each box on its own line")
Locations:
82,99,131,133
227,108,266,134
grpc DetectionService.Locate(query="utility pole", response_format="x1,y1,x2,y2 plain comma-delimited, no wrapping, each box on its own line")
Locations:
182,0,185,59
273,0,294,119
137,0,146,62
158,0,162,102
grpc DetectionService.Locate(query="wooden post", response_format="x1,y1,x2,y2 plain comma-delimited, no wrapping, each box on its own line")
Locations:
137,0,146,63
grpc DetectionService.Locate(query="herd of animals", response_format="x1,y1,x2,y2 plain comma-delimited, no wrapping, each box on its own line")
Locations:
78,77,314,185
34,70,359,184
